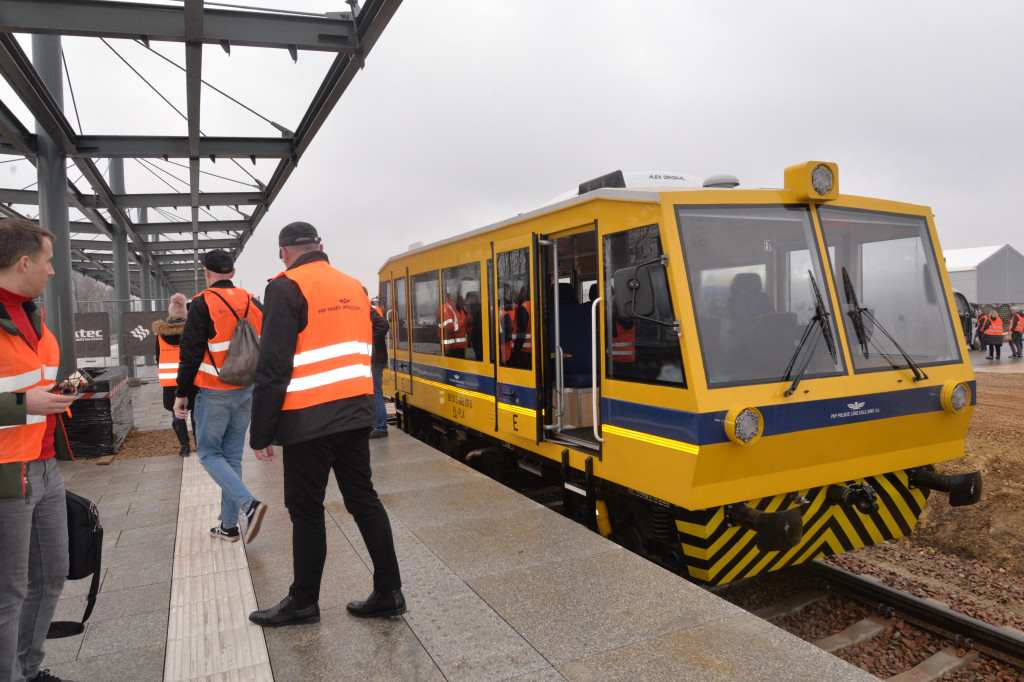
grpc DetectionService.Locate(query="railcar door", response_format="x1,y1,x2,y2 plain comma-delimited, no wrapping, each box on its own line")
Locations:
493,235,543,443
392,272,413,395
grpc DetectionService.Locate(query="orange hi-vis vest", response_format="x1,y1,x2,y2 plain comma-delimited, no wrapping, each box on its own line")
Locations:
612,320,636,362
440,299,468,350
278,260,373,411
516,300,532,352
985,316,1004,337
157,336,181,387
1013,313,1024,334
195,286,263,391
0,315,60,464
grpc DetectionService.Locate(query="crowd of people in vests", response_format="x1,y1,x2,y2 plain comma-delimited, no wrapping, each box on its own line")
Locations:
976,304,1024,359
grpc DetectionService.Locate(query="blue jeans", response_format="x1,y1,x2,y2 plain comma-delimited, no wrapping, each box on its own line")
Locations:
195,387,255,529
371,362,387,432
0,458,68,682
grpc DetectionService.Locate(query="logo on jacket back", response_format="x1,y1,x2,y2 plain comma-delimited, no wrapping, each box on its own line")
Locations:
318,297,362,314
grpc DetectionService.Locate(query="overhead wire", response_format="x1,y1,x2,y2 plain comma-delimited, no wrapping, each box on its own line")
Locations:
61,49,84,135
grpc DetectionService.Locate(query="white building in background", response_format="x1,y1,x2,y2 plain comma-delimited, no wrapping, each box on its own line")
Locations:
943,245,1024,304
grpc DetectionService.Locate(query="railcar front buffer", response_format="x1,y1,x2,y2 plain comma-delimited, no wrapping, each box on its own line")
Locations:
909,467,983,507
725,504,803,552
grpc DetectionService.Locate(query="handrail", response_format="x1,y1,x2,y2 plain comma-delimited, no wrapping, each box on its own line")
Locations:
591,297,603,443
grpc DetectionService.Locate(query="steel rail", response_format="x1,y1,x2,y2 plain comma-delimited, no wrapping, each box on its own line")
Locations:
802,560,1024,667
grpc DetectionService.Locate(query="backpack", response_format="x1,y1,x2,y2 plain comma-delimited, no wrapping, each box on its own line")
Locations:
47,491,103,639
206,289,261,387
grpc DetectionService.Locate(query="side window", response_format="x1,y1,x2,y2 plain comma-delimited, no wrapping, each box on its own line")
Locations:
496,248,532,370
603,225,685,386
395,277,408,352
441,262,482,361
378,279,391,351
411,271,441,356
487,259,495,364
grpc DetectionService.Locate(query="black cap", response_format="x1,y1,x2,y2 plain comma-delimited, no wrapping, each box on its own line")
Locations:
279,221,321,247
203,249,234,274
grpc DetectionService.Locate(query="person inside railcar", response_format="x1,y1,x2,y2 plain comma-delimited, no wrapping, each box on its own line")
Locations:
464,290,483,360
511,287,532,370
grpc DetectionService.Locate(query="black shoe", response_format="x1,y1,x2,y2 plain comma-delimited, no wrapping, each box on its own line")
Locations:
369,429,388,439
249,595,320,627
210,523,240,542
241,499,267,544
172,420,190,457
30,670,77,682
346,589,406,618
986,356,993,360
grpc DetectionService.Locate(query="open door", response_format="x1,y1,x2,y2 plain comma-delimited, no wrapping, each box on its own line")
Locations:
493,235,542,443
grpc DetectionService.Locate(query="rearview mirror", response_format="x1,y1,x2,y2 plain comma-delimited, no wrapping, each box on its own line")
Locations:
613,266,656,318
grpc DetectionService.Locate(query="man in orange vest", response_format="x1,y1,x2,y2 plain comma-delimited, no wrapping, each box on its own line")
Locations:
173,250,267,544
440,291,468,358
0,218,77,682
152,293,195,456
1009,304,1024,358
511,287,532,369
249,222,402,628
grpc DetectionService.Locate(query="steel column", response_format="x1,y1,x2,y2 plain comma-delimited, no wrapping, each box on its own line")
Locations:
109,158,131,370
32,34,75,377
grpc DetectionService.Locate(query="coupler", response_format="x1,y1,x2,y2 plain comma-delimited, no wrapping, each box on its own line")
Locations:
908,467,982,507
726,503,803,552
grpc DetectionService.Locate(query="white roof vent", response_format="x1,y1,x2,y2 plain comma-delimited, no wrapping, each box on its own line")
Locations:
703,174,740,188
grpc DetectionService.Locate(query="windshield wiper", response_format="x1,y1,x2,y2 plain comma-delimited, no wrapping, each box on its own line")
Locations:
783,271,837,397
841,267,870,357
840,266,928,382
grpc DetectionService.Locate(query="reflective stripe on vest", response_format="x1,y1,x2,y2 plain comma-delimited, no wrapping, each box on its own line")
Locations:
278,260,373,411
0,319,60,462
517,301,532,352
612,321,636,362
194,287,262,391
157,336,181,387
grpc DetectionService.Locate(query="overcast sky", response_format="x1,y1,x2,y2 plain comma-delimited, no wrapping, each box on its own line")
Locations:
3,1,1023,298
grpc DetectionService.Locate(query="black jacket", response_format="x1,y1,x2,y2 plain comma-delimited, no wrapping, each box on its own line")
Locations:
174,280,262,397
250,251,376,449
371,306,389,365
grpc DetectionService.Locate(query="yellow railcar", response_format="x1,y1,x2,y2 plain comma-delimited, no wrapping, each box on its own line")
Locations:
377,162,980,585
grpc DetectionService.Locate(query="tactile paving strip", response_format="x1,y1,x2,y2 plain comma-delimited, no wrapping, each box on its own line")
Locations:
164,455,273,681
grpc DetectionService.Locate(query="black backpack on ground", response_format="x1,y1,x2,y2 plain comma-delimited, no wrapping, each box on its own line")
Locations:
47,491,103,639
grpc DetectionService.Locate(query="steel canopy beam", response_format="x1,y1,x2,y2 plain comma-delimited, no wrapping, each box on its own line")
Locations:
0,0,357,53
71,135,293,159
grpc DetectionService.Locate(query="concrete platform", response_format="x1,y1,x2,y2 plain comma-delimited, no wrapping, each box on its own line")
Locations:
46,380,873,681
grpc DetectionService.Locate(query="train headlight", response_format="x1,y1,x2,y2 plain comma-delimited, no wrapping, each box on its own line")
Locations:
940,381,971,414
725,406,764,446
784,161,839,202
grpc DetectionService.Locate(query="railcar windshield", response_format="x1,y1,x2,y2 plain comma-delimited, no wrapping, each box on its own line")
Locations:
818,206,960,371
676,205,845,387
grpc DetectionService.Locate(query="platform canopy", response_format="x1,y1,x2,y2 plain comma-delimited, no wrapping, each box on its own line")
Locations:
0,0,402,297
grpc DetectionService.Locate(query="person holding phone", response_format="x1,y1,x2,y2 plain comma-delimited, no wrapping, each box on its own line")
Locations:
0,218,77,682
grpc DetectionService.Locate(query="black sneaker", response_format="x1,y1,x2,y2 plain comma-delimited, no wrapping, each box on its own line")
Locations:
369,429,388,439
210,523,240,542
30,669,77,682
242,499,267,543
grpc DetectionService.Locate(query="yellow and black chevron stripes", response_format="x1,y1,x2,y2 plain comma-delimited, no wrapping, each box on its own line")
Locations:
677,470,929,585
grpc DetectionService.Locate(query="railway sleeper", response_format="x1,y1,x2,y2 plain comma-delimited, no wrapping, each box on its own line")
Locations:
887,647,980,681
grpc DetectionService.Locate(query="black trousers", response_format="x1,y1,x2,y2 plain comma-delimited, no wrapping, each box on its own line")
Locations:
283,427,401,605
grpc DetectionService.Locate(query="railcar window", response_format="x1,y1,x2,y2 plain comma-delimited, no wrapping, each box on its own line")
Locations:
603,225,685,386
819,206,960,371
395,277,408,351
410,271,442,356
441,263,483,361
676,205,844,387
378,280,391,352
487,259,495,365
496,248,532,370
